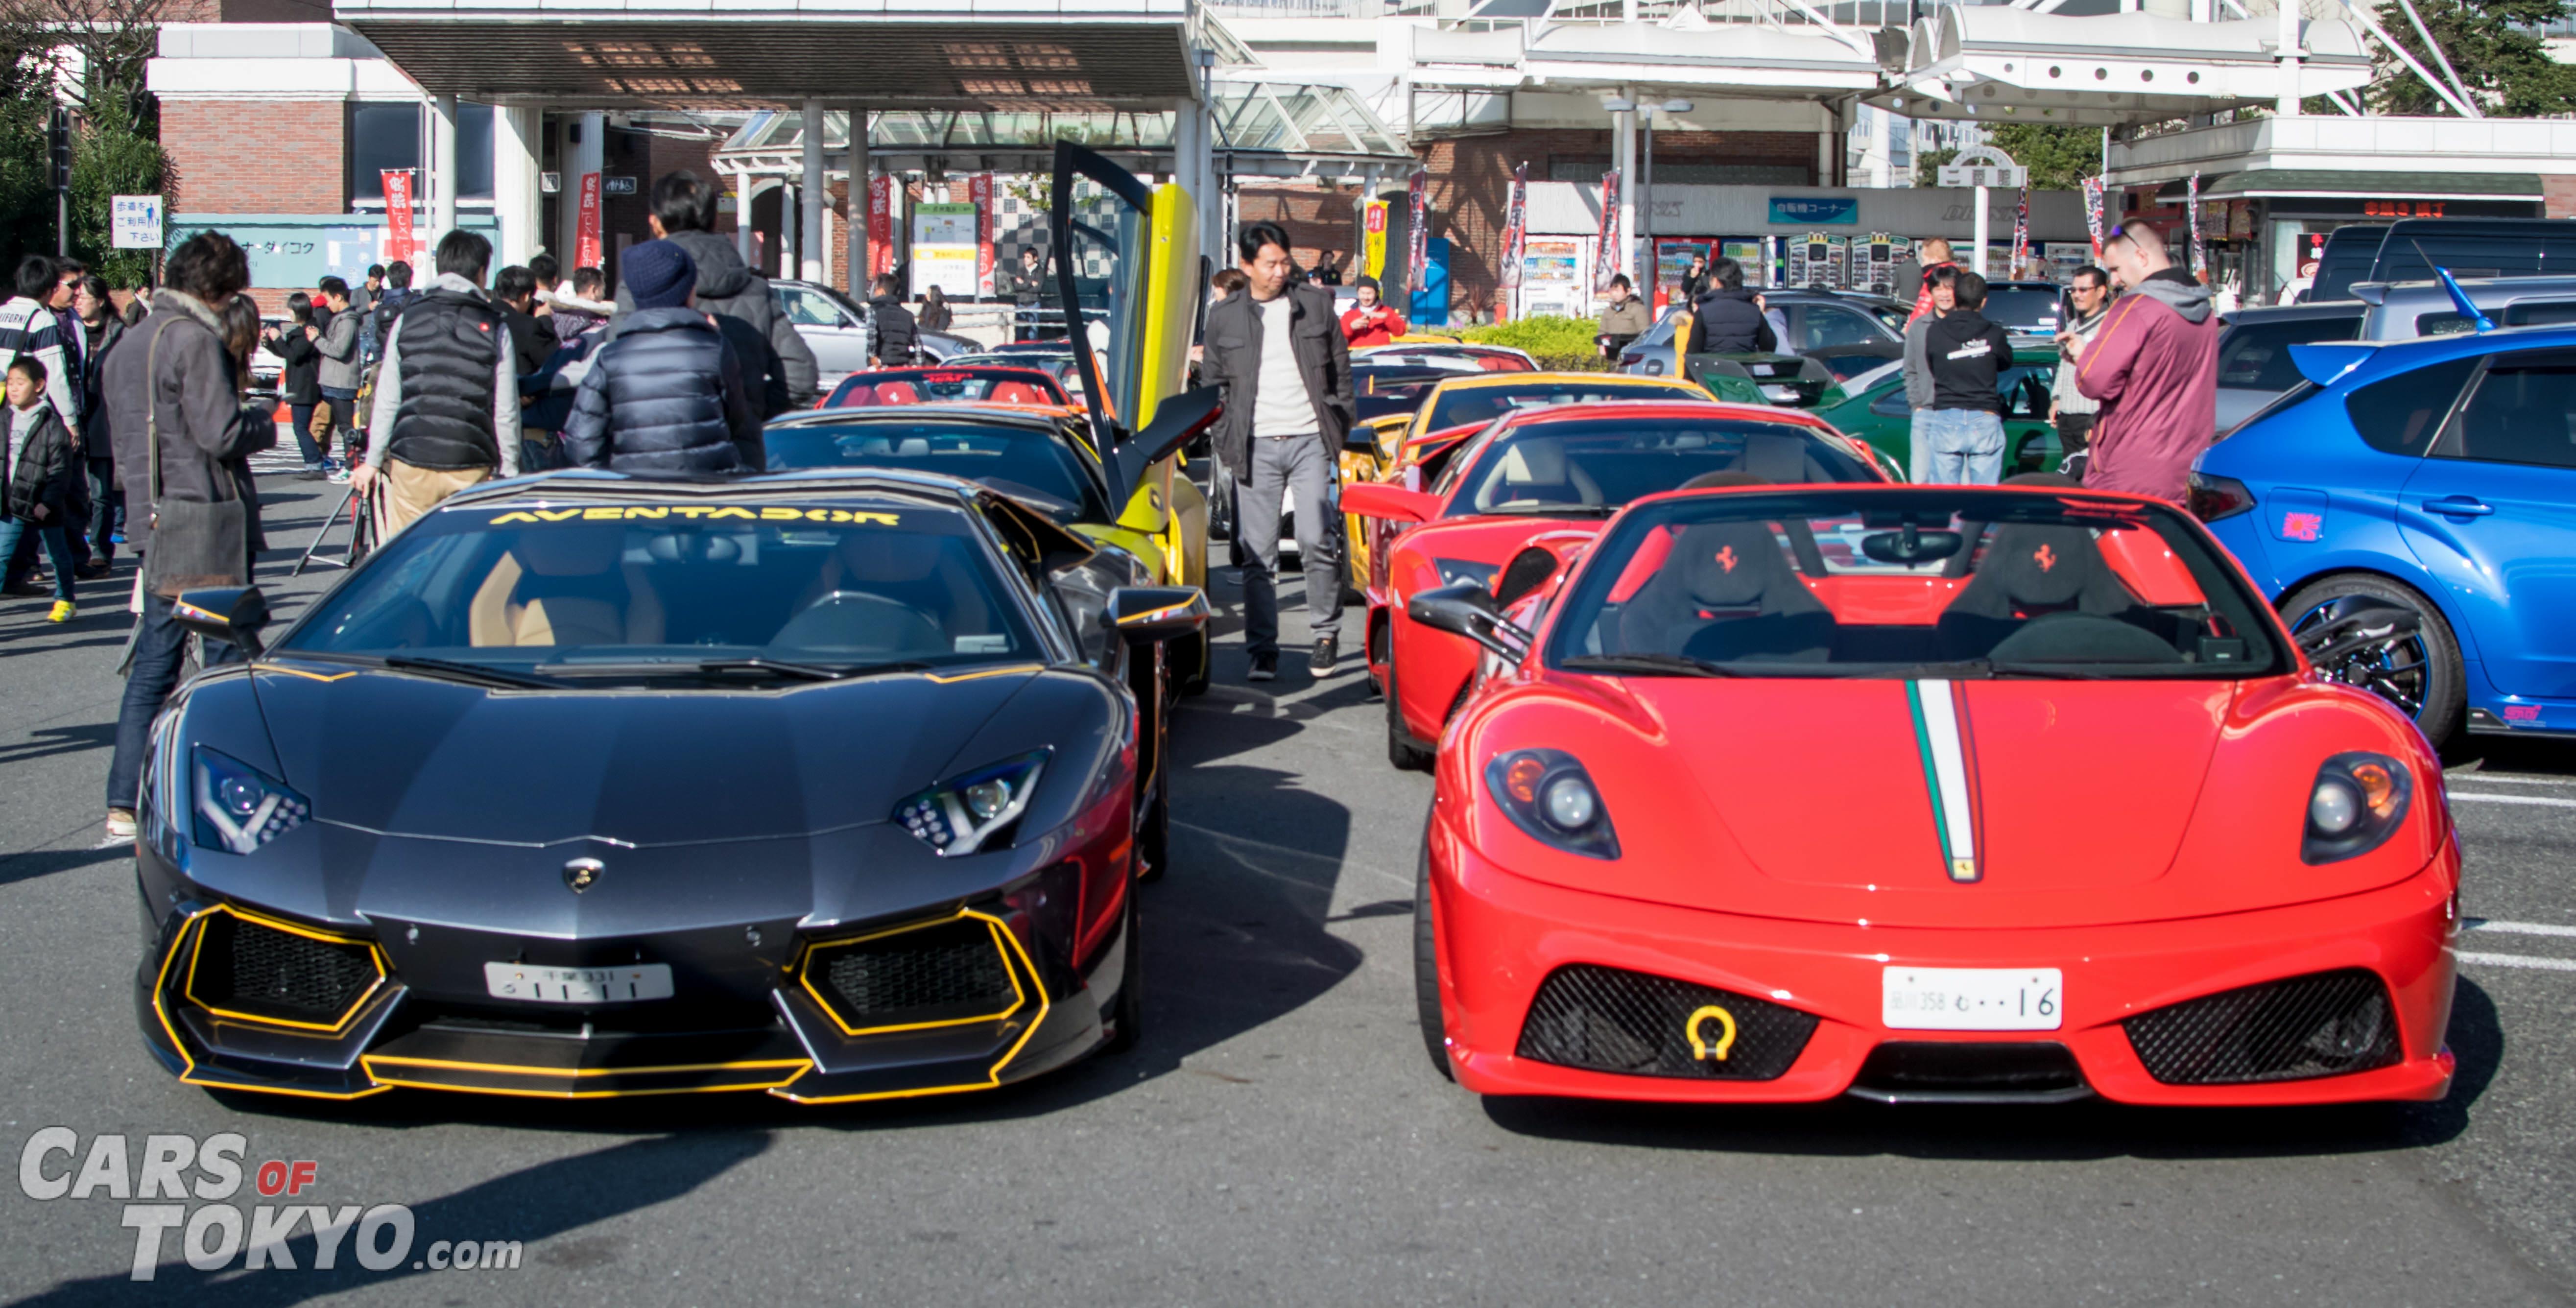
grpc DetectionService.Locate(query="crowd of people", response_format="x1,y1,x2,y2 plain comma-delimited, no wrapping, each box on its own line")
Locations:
1627,224,2220,499
1,166,2226,843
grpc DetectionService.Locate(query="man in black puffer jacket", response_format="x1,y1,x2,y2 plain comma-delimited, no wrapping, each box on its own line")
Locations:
866,274,916,367
1686,257,1776,356
563,239,759,474
609,170,814,414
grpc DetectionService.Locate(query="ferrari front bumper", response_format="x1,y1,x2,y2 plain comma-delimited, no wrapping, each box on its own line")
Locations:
1428,817,2459,1107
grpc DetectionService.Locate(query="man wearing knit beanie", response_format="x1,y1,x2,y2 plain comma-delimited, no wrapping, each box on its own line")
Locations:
561,239,760,474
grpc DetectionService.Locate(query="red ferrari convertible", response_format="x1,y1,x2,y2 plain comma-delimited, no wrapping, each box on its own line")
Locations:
1407,482,2458,1106
1344,401,1887,771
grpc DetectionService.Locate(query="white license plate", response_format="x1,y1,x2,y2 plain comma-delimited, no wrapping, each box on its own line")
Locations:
1882,967,2063,1031
483,962,673,1004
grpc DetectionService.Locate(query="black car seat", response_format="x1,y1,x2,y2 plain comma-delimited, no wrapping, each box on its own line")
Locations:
1475,437,1603,512
1620,518,1835,663
1936,520,2165,661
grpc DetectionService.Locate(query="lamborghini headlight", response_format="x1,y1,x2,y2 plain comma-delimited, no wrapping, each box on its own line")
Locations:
895,750,1049,856
2303,752,2411,865
192,746,310,855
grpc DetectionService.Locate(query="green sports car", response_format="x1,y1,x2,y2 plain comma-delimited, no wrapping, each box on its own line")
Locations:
1808,344,2068,478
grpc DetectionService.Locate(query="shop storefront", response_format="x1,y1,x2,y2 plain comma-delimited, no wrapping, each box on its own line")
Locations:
2142,171,2546,305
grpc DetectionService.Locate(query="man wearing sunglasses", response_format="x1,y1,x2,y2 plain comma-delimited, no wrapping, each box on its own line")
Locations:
2062,223,2218,500
2049,265,2113,476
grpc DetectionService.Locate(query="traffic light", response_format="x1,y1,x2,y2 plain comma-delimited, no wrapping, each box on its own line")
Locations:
48,105,70,192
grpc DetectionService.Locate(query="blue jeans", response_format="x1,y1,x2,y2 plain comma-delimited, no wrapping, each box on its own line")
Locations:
0,514,75,600
289,403,325,469
106,592,243,813
1916,409,2006,486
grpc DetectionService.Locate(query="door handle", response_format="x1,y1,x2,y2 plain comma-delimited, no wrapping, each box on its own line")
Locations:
2422,496,2495,517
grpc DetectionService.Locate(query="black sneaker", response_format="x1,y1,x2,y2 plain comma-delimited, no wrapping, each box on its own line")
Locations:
1310,636,1339,677
1248,652,1279,682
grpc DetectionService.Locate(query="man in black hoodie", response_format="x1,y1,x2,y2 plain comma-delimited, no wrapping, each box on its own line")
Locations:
1686,257,1775,356
866,274,917,367
610,170,816,413
1917,269,2014,485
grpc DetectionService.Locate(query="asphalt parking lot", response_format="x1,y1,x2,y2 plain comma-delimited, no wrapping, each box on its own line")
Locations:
1,469,2573,1306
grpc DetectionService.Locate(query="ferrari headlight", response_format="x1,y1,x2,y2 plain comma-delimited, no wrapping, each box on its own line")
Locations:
896,750,1049,856
2303,752,2411,865
1484,748,1619,860
1433,558,1501,591
192,746,310,855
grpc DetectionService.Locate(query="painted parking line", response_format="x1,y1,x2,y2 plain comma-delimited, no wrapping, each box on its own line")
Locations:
2458,951,2576,973
2464,919,2576,938
2446,792,2576,809
2441,772,2576,786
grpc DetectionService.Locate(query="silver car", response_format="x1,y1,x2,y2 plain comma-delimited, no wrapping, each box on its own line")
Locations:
2213,275,2576,431
770,279,977,388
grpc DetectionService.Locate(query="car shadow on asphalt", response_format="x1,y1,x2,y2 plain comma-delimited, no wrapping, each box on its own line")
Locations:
192,762,1367,1140
10,1132,771,1306
1476,978,2504,1162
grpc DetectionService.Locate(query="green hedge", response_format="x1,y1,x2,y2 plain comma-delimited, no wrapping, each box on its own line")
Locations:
1417,314,1612,372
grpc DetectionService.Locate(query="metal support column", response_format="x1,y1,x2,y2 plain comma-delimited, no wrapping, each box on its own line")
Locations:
494,106,542,267
801,99,826,285
849,105,871,303
429,93,459,247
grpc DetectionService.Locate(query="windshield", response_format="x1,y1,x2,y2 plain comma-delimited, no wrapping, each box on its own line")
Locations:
824,368,1070,409
1547,489,2287,680
1979,287,2064,334
277,500,1040,676
1445,416,1876,518
763,421,1107,523
1427,380,1685,432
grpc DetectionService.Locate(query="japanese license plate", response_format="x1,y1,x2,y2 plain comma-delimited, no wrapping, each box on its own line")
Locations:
1881,967,2062,1031
483,962,673,1004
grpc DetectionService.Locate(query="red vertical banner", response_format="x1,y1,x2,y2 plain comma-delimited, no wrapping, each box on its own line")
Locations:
1405,169,1428,293
382,170,415,265
1593,169,1621,293
868,174,893,278
574,171,603,270
1498,162,1528,292
970,171,995,297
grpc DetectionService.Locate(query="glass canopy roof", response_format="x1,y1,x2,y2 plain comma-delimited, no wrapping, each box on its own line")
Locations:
717,80,1410,168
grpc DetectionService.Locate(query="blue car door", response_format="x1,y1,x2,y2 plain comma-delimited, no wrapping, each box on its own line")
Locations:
2396,343,2576,700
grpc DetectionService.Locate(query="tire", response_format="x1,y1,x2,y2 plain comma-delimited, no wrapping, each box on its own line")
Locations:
1104,886,1144,1054
1384,651,1435,771
1174,630,1212,697
2282,573,2466,749
1414,826,1455,1082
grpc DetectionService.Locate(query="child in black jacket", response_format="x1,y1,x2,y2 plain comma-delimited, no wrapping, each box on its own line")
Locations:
2,355,81,619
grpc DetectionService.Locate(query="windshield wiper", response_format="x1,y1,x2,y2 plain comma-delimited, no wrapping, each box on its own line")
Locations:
690,658,931,681
1490,502,1618,517
1560,653,1743,678
1981,660,2188,680
379,656,567,690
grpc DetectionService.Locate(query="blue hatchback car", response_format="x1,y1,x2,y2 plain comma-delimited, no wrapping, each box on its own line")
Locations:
2191,321,2576,748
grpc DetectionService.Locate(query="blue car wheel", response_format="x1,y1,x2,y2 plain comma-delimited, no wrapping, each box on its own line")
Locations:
2282,573,2465,748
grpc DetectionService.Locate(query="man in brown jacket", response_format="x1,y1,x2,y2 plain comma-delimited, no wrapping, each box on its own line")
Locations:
101,231,266,841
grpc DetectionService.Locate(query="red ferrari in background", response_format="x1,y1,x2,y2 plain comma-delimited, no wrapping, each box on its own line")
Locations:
1344,401,1887,771
1406,482,2459,1107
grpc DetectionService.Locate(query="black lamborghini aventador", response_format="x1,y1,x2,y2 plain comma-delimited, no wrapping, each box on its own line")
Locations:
133,461,1208,1104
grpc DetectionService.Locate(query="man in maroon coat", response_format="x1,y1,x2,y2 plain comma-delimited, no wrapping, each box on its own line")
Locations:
2068,223,2220,500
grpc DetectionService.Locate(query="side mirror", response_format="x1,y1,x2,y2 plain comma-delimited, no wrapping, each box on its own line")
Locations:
1342,426,1382,453
172,586,270,657
1407,581,1529,661
1106,387,1222,502
1341,482,1441,525
1108,586,1210,646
